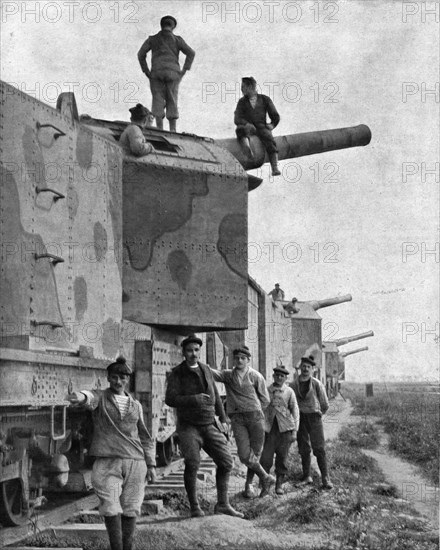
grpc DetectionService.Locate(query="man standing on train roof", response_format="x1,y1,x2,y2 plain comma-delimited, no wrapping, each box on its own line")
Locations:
211,346,276,498
260,365,299,495
119,103,154,157
269,283,285,301
234,76,281,176
66,357,156,550
291,355,333,489
138,15,195,132
165,334,244,518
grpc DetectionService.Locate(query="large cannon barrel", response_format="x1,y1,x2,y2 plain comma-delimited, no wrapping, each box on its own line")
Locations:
216,124,372,171
332,330,374,347
341,346,369,358
310,294,352,311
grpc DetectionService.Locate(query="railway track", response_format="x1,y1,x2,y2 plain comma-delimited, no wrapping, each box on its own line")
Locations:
1,456,197,548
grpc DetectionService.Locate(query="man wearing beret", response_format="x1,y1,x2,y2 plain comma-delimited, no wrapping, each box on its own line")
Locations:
138,16,195,132
291,355,333,489
119,103,154,157
165,334,243,518
259,365,299,495
211,346,275,498
67,357,156,550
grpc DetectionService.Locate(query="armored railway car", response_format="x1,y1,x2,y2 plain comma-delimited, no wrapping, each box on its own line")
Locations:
0,80,370,526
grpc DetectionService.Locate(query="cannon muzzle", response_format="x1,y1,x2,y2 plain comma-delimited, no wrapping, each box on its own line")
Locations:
332,330,374,347
216,124,372,171
310,294,352,311
341,346,369,358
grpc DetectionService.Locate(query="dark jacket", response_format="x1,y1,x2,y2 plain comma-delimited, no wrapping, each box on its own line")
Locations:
165,361,227,426
234,94,280,129
290,377,329,416
138,30,195,77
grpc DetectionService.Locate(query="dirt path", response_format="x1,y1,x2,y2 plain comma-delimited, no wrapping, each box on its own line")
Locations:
363,426,439,533
323,394,353,440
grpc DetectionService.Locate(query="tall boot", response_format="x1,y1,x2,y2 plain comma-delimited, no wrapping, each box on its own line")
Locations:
275,474,285,495
243,469,256,499
300,455,313,484
316,453,333,489
251,463,275,497
121,515,136,550
184,468,204,517
155,117,163,130
169,119,177,132
104,515,123,550
239,137,254,159
269,153,281,176
214,469,244,518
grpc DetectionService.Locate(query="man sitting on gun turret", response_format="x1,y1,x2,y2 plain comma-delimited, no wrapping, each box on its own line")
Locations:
234,77,281,176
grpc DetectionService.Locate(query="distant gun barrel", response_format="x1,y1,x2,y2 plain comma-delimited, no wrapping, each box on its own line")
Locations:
332,330,374,347
310,294,352,311
216,124,372,171
341,346,369,358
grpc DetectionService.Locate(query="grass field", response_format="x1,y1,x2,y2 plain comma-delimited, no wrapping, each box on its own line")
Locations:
23,418,438,550
342,383,440,485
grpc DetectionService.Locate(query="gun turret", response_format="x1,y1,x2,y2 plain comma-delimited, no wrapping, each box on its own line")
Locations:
341,346,369,358
216,124,372,171
309,294,352,311
332,330,374,347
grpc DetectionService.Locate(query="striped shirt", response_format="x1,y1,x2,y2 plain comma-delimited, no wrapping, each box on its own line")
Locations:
114,394,130,418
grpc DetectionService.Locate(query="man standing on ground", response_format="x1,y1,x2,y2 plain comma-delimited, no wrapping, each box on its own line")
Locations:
260,365,299,495
211,346,275,498
138,15,195,132
165,334,243,518
234,76,281,176
291,355,333,489
67,357,156,550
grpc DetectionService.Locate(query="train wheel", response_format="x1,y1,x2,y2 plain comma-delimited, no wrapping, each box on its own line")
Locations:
157,437,174,467
0,479,29,526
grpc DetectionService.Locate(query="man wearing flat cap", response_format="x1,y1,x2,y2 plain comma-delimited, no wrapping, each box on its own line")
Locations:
138,16,195,132
165,334,243,518
291,355,333,489
119,103,154,157
234,77,281,176
211,345,275,498
67,357,156,550
258,365,299,495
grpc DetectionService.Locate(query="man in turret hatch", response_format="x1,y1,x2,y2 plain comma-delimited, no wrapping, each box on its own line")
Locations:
234,76,281,176
138,15,195,132
119,103,154,157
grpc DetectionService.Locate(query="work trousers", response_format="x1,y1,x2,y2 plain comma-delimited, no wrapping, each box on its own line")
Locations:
235,123,278,154
230,410,265,467
260,422,295,476
297,412,326,461
178,423,233,474
150,69,181,120
92,457,147,517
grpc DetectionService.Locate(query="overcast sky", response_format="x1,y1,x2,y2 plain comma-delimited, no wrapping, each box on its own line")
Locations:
1,0,439,382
